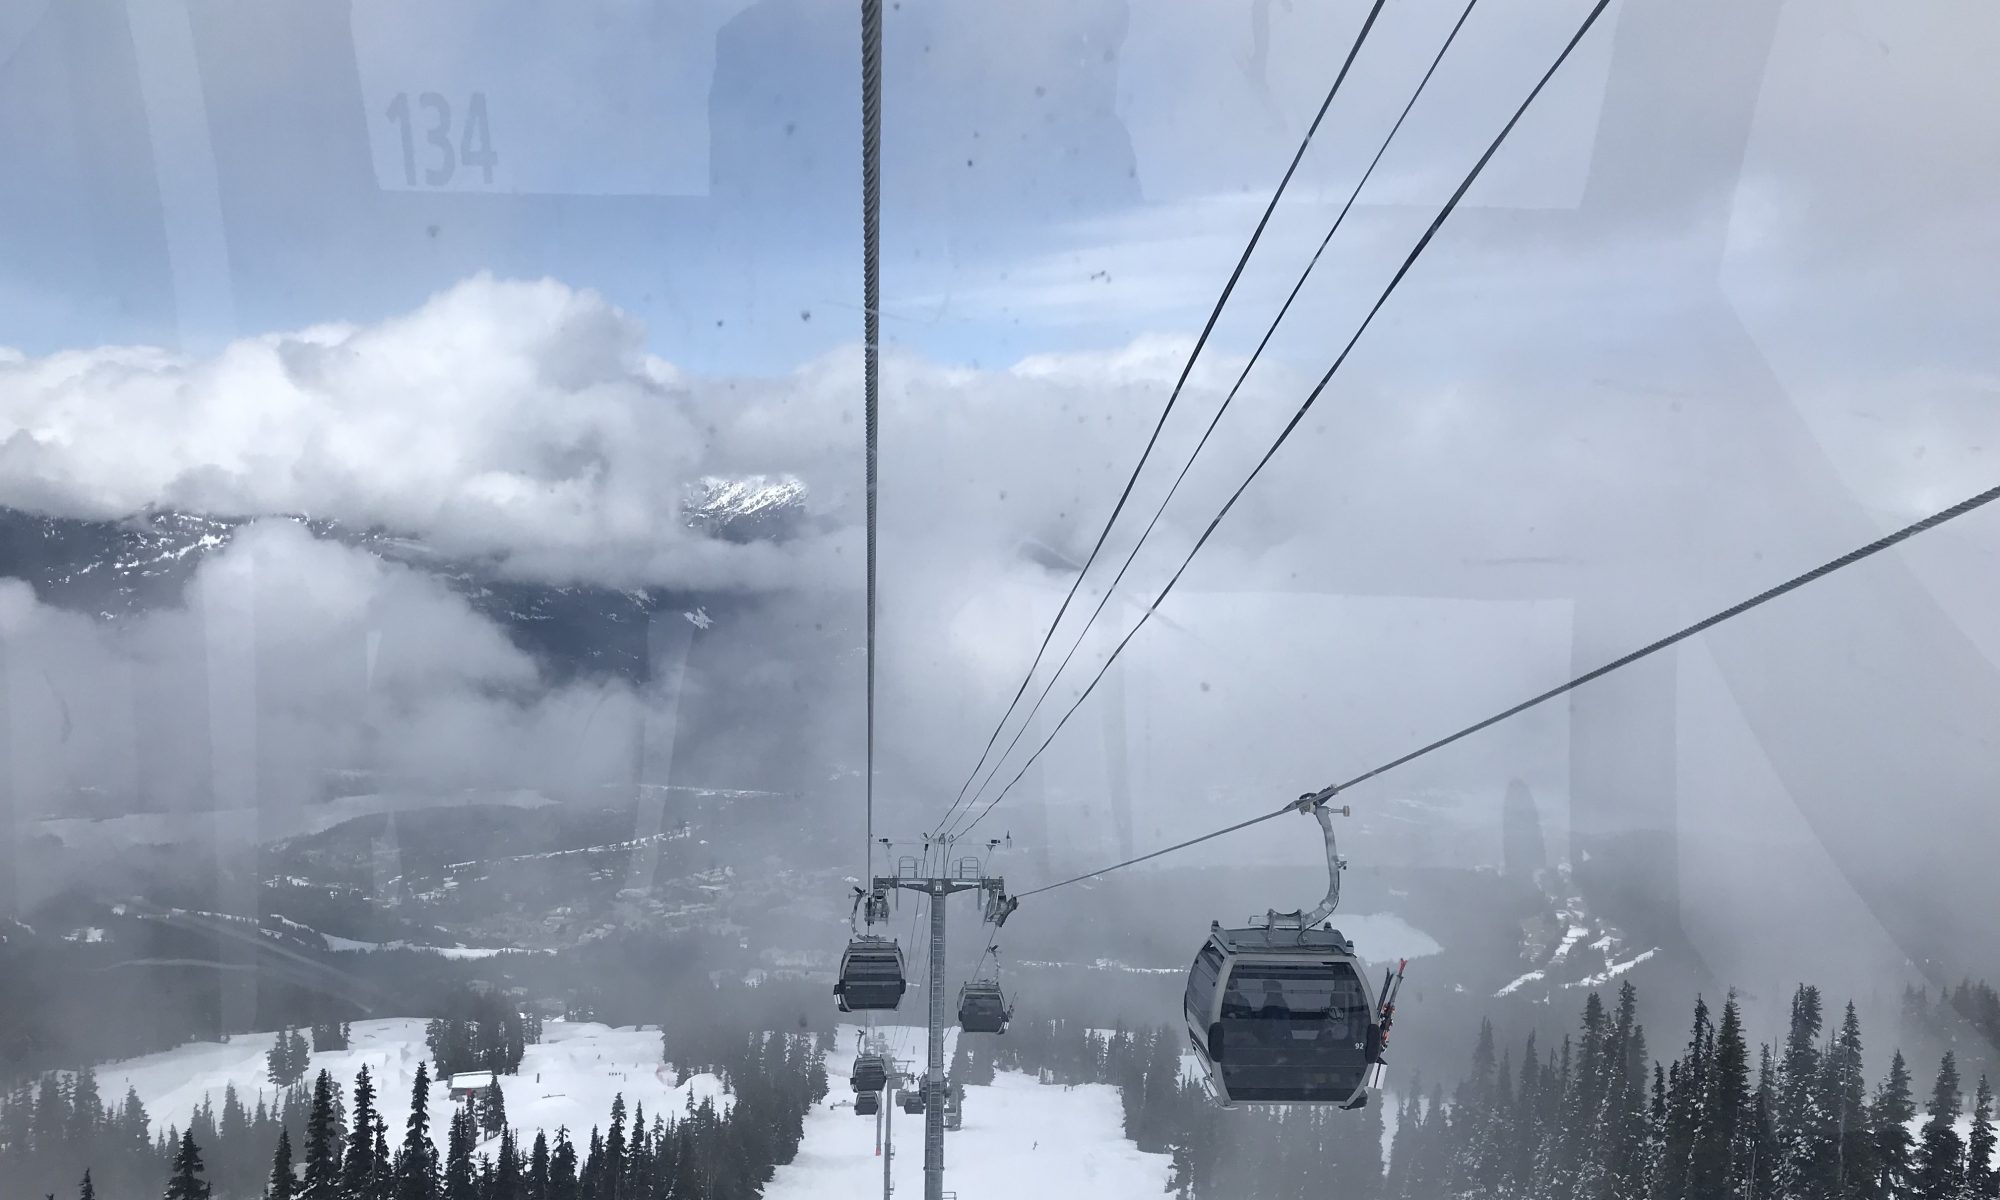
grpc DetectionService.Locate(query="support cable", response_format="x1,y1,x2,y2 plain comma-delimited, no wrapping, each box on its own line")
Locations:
1017,481,2000,898
957,0,1617,839
945,0,1484,837
932,0,1391,837
861,0,883,887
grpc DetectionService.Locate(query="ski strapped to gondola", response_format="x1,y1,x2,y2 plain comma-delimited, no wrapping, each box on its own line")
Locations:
1367,959,1408,1088
1335,958,1406,1111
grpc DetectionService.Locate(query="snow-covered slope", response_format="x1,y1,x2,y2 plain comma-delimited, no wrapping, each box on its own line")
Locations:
765,1025,1171,1200
96,1019,727,1155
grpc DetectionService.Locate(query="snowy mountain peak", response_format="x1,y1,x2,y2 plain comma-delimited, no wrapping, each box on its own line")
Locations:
681,475,809,542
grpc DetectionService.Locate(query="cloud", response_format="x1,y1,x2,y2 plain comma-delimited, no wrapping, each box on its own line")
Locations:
0,276,746,587
0,521,654,820
0,275,1281,597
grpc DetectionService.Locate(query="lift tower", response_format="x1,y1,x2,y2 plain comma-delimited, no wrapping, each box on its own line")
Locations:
873,854,1005,1200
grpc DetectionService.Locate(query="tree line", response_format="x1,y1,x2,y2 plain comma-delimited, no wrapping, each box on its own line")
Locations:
5,1028,826,1199
969,978,1998,1200
1383,981,1995,1200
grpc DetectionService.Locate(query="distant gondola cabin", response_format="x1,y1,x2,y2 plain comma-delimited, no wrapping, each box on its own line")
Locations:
449,1071,496,1100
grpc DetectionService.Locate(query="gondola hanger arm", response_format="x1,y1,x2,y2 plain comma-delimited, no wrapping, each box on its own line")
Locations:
1260,795,1352,930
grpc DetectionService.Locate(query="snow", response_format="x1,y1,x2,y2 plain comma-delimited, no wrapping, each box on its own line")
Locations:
443,831,685,871
95,1019,728,1156
1495,969,1547,998
1565,948,1658,989
318,934,547,959
1549,924,1590,965
766,1026,1171,1200
1906,1114,1978,1142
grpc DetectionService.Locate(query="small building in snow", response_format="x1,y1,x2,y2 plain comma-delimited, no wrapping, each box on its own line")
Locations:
448,1071,495,1100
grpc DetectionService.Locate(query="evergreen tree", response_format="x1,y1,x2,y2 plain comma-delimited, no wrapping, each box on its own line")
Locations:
1969,1076,1997,1200
602,1095,627,1200
1557,993,1610,1200
583,1126,604,1200
1539,1039,1571,1198
164,1130,211,1200
1776,985,1831,1200
494,1129,522,1200
1608,1017,1654,1200
369,1116,392,1200
443,1108,476,1200
547,1128,578,1200
529,1131,550,1200
1914,1053,1965,1200
1655,995,1713,1200
342,1066,379,1200
1486,1051,1516,1200
1690,993,1753,1200
1445,1019,1497,1196
78,1171,95,1200
1506,1037,1542,1197
1873,1050,1918,1199
1824,1002,1874,1200
482,1082,509,1140
1751,1045,1780,1200
806,1041,829,1108
396,1064,437,1200
302,1070,341,1198
73,1067,103,1171
267,1128,296,1200
217,1084,248,1197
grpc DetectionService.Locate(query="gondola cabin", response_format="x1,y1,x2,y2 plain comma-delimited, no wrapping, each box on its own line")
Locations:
956,980,1010,1034
900,1089,926,1115
835,936,907,1012
1183,922,1378,1107
850,1052,888,1093
855,1091,881,1117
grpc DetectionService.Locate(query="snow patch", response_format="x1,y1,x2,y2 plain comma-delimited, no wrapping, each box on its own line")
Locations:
320,934,548,959
1564,948,1658,989
1548,924,1589,965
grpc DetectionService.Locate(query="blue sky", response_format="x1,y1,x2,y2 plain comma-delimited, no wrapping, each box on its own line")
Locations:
0,0,1631,371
